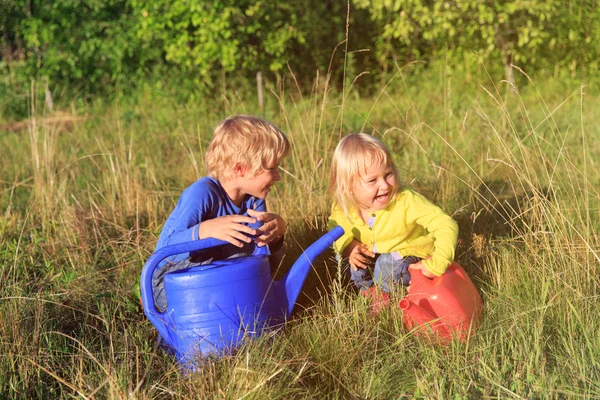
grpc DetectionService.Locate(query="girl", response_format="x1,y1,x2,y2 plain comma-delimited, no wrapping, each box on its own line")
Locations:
327,134,458,313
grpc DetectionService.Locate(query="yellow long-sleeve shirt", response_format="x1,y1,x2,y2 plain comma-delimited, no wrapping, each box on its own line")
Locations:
327,189,458,276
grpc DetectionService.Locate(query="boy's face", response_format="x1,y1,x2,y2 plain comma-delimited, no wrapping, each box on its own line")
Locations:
353,161,396,212
242,163,281,199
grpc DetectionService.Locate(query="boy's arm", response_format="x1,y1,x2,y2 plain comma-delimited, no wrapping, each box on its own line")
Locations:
247,208,287,247
167,213,257,248
198,216,257,247
161,180,256,247
249,198,286,253
161,191,207,246
404,191,458,276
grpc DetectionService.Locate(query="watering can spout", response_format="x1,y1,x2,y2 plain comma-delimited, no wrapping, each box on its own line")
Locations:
399,299,436,326
400,299,451,338
278,226,344,317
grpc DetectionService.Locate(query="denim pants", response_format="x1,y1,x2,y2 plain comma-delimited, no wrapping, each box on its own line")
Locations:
350,253,421,293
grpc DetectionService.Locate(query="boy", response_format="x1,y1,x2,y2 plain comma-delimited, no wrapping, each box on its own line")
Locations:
152,115,290,311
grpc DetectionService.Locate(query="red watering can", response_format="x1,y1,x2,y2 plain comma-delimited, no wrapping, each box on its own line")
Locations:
399,262,483,341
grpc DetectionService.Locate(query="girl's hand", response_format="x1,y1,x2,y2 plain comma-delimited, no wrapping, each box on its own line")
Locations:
247,209,287,247
409,261,436,278
198,215,257,247
344,240,375,271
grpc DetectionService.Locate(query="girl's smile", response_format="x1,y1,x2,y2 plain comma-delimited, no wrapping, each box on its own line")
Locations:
353,161,397,219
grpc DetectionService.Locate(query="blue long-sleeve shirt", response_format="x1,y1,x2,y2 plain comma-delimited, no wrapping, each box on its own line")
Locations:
155,177,267,265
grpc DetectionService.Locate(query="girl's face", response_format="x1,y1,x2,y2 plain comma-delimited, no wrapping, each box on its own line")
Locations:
353,161,397,213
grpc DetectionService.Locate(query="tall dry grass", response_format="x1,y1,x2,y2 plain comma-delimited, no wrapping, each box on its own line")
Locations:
1,63,599,397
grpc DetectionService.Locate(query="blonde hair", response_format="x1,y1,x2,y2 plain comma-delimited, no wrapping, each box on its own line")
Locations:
328,133,397,216
205,115,290,181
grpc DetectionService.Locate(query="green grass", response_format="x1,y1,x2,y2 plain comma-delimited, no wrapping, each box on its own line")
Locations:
1,63,599,398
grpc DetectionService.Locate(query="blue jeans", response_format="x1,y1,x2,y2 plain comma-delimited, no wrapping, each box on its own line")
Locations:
350,253,421,293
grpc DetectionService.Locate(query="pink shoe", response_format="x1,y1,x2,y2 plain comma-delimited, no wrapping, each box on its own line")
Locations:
360,286,390,314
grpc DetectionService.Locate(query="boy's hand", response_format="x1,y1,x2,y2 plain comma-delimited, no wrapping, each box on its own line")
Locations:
198,215,258,247
409,261,436,278
247,209,287,247
343,240,375,271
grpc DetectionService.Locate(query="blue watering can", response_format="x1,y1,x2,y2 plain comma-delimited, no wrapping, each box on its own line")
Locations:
140,226,344,365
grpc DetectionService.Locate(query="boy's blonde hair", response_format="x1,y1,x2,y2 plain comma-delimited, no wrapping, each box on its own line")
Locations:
328,133,397,216
205,115,290,181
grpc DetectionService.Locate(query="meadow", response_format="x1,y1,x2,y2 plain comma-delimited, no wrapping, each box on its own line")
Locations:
1,64,599,398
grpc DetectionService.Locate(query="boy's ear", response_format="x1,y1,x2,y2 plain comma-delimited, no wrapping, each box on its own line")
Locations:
233,163,246,177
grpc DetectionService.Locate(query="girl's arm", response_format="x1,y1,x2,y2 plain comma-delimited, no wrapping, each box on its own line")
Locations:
327,205,357,254
405,190,458,276
343,239,376,270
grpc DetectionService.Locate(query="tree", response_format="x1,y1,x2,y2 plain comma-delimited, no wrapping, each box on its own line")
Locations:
131,0,306,88
1,0,145,95
353,0,459,73
352,0,573,83
455,0,560,84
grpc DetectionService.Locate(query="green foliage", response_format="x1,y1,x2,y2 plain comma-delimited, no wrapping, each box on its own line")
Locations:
457,0,560,65
129,1,376,92
1,0,600,117
1,0,148,96
131,1,305,85
353,0,459,65
550,0,600,75
353,0,600,80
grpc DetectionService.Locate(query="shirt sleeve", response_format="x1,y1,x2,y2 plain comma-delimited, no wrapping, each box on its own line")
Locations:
403,190,458,276
161,182,217,246
327,205,354,254
252,197,267,213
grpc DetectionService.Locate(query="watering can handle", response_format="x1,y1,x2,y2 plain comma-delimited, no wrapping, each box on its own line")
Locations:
139,237,244,339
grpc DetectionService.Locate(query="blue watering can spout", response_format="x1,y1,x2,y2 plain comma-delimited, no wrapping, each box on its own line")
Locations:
277,226,344,317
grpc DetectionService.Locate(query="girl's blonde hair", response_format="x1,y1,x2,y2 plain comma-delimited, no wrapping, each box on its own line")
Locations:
205,115,290,181
328,133,397,216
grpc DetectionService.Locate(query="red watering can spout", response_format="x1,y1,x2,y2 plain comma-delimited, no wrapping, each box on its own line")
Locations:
399,299,435,324
400,299,452,339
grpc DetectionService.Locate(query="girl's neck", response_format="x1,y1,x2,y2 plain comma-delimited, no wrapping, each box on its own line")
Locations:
357,207,374,224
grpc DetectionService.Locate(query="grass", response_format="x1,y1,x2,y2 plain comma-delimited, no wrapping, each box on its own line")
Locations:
1,62,599,398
